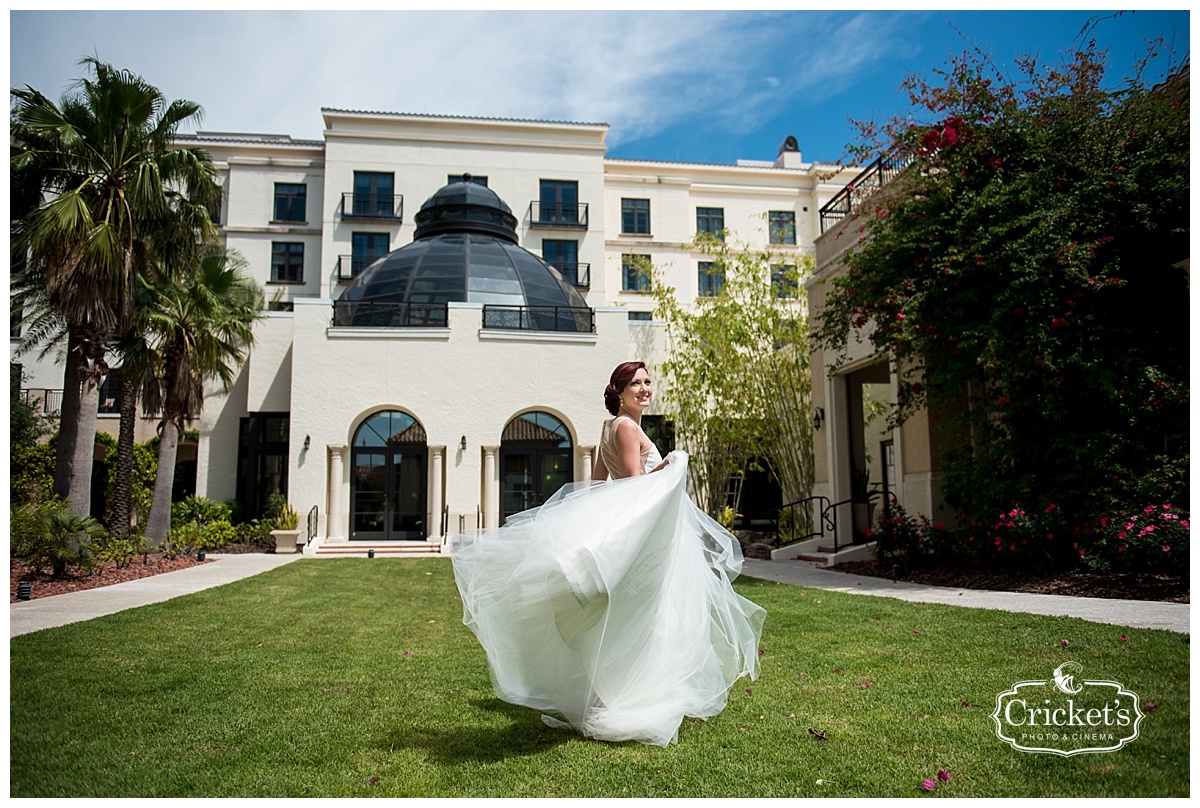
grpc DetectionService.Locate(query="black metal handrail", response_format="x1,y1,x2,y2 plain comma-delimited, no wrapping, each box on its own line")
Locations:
482,305,595,333
819,152,913,234
528,201,589,228
306,505,319,546
772,495,832,545
331,301,449,328
340,192,403,221
549,262,590,289
336,254,385,282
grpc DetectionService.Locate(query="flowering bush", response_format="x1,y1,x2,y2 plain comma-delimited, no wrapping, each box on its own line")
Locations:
1086,504,1191,574
817,41,1189,570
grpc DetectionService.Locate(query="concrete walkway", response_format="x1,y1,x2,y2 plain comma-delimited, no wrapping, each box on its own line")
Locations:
10,553,303,637
10,553,1188,637
741,559,1190,634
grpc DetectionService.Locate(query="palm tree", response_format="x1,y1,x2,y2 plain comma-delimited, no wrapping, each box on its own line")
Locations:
142,248,261,545
11,57,220,520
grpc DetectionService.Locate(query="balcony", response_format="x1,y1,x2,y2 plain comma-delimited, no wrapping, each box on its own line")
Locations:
819,152,913,234
482,305,594,333
21,388,62,414
528,201,589,229
332,301,448,328
548,262,590,290
340,192,403,222
336,254,383,283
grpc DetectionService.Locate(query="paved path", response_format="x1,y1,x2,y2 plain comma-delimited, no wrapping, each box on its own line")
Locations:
10,553,1187,637
741,559,1190,634
10,554,303,637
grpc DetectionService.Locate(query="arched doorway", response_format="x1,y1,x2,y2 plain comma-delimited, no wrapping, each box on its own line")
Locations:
500,411,573,523
351,411,428,540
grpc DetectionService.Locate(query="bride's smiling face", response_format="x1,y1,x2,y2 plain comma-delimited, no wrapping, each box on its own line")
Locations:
620,369,653,412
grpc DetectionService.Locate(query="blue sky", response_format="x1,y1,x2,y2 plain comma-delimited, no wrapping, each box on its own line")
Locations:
8,8,1190,167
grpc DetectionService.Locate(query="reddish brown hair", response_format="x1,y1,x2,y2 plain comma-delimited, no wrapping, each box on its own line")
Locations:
604,361,647,416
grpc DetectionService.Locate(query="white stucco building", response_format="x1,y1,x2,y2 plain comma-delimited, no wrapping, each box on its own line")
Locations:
13,110,858,554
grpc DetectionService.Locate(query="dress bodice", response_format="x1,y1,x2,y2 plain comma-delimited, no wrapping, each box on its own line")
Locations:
599,416,662,478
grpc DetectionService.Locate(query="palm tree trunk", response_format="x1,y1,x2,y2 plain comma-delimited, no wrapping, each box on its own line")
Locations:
108,372,138,540
53,328,84,500
144,418,180,546
68,342,105,521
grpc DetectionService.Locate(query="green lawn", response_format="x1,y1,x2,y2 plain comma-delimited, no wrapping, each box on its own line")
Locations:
9,558,1189,797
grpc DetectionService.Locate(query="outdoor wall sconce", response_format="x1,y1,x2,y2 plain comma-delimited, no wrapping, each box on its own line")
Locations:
460,435,467,451
813,407,825,430
303,435,311,451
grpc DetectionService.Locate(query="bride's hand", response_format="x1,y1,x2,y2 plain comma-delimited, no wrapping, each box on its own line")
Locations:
650,457,670,473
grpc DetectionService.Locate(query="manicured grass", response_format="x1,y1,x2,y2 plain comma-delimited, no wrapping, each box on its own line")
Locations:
9,558,1189,797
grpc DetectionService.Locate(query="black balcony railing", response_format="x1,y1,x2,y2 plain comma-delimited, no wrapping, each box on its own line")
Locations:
482,305,594,334
332,301,448,328
819,152,913,234
549,262,590,289
21,388,63,414
341,192,403,221
336,254,384,283
528,201,589,229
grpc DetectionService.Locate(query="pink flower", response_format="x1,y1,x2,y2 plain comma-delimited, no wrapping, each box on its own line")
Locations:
1162,545,1171,553
1061,639,1069,647
1051,318,1067,328
1144,701,1157,713
402,651,410,658
937,770,951,782
962,701,970,707
1120,635,1127,642
1163,503,1172,510
859,681,873,688
913,630,921,635
1144,505,1157,512
1145,525,1156,533
897,312,906,320
1181,520,1189,530
758,649,765,656
920,779,937,791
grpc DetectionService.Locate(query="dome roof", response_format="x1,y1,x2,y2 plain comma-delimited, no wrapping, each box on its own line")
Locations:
335,175,589,326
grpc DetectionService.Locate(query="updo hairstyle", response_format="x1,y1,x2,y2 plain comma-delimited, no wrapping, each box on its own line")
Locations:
604,361,647,416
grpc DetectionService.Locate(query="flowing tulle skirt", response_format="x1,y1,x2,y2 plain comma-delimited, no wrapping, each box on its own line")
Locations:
450,451,765,747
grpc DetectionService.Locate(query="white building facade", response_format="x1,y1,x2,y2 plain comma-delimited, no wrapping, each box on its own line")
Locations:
15,110,857,553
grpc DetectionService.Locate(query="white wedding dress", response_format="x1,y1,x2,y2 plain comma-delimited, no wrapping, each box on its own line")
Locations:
450,421,765,747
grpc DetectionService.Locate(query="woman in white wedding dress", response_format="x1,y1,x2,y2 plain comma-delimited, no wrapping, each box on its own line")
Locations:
451,362,765,747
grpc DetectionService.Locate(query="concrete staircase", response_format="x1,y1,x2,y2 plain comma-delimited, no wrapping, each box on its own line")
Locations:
309,540,444,558
770,538,876,567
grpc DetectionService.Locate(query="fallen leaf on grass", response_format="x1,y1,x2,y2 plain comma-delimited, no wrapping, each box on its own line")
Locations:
808,728,828,741
366,776,381,785
815,779,834,786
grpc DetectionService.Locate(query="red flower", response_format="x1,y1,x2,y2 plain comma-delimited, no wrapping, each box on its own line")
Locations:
937,770,951,782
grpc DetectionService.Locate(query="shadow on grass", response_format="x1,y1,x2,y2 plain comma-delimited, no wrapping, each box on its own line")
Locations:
382,698,574,764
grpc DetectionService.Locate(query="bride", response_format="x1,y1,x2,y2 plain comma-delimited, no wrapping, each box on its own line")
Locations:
450,361,765,746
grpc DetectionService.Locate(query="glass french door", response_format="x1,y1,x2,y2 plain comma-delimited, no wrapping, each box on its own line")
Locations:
351,411,427,540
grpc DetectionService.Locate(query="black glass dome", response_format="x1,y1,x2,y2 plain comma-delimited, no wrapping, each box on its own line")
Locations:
334,175,589,329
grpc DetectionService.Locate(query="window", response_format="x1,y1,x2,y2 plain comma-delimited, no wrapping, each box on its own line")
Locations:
627,311,652,322
353,171,395,218
448,174,488,186
622,198,651,235
236,413,290,519
769,210,796,245
271,242,304,283
10,305,22,339
771,264,799,299
352,232,390,278
542,239,580,285
539,180,579,225
273,183,306,222
696,207,725,240
622,254,651,292
698,261,725,297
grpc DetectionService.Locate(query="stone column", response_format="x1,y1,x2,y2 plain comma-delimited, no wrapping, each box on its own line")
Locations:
580,446,594,482
482,446,498,529
430,446,445,539
328,444,347,541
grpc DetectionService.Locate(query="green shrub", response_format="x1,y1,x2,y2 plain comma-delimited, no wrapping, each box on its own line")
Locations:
171,496,233,527
11,500,105,578
11,439,55,508
91,533,150,568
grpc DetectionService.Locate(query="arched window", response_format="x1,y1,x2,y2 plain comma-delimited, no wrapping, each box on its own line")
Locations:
351,411,427,540
500,411,573,523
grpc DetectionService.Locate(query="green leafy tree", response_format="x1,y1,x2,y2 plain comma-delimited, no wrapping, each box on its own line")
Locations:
141,248,261,544
643,239,815,531
10,364,50,448
10,57,220,522
815,40,1188,567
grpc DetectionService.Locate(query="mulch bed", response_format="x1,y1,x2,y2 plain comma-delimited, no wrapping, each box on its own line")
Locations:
10,554,215,604
832,559,1189,604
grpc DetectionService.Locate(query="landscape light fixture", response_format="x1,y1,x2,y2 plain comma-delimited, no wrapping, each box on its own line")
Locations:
17,581,31,600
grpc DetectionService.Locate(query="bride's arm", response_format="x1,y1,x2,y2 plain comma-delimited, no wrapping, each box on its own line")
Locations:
591,450,609,481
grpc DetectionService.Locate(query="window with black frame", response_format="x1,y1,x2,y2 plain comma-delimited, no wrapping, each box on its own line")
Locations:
354,171,395,218
271,242,304,283
698,261,725,297
352,232,389,278
622,254,651,292
539,180,578,224
622,198,651,234
542,239,580,285
769,210,797,245
696,207,725,241
771,264,799,299
236,413,290,519
273,183,306,222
